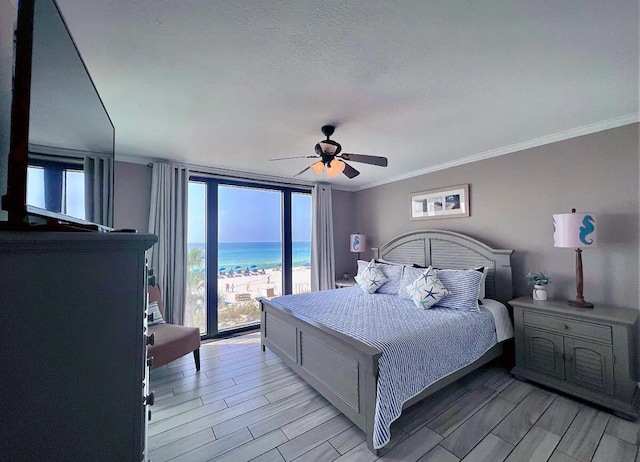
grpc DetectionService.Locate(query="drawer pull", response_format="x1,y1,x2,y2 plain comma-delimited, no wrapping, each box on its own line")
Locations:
562,324,570,330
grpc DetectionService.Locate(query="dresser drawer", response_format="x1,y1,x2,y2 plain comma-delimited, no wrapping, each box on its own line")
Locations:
523,311,612,344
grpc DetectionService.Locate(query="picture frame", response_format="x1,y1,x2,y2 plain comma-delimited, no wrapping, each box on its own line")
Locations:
410,184,469,220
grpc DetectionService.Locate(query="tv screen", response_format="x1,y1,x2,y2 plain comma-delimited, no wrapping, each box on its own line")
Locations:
3,0,114,228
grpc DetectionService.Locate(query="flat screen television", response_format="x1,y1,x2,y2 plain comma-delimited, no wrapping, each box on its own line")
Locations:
2,0,114,230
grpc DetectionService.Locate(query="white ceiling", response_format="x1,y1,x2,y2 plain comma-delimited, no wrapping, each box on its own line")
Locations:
55,0,639,189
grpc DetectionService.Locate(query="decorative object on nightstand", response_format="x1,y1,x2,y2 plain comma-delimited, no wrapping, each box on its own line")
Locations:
510,296,639,420
335,277,357,288
526,271,550,301
553,208,597,308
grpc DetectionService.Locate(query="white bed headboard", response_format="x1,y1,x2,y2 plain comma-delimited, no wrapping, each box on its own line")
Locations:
372,230,514,303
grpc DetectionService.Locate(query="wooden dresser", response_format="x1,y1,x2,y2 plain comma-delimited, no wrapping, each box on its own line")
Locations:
0,231,157,461
510,296,639,419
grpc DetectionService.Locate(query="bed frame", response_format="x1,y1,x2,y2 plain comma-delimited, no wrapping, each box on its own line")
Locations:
259,229,513,454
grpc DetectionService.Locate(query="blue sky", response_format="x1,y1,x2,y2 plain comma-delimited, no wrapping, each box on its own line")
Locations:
188,182,312,243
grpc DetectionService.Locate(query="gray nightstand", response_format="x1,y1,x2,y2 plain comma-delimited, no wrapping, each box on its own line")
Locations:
335,278,357,288
510,296,639,419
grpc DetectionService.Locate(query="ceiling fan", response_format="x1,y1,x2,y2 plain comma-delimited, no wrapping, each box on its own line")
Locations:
269,125,388,179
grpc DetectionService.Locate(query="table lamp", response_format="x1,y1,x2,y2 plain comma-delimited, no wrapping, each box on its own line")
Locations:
350,234,366,278
553,209,597,308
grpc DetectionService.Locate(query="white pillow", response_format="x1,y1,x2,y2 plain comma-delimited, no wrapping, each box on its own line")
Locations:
477,267,488,300
406,266,450,309
354,259,388,294
147,301,165,325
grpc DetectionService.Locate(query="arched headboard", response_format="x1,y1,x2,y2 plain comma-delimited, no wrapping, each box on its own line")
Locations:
372,230,514,303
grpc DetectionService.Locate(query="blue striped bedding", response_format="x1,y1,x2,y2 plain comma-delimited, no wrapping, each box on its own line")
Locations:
272,286,498,449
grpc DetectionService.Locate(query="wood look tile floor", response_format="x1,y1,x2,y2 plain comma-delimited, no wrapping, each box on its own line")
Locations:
148,332,639,462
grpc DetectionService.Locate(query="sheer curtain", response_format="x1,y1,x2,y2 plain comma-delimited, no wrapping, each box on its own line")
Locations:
148,162,189,325
311,183,335,291
83,154,114,226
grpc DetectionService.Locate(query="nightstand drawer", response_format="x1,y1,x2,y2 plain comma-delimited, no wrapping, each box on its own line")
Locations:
523,311,612,344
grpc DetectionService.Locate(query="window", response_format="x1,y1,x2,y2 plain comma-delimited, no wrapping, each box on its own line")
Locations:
27,162,85,220
186,178,311,338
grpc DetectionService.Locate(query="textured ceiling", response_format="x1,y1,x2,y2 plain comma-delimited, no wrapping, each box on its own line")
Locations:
54,0,638,189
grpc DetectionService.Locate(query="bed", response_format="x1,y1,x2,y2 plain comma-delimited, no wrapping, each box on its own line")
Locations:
258,229,514,454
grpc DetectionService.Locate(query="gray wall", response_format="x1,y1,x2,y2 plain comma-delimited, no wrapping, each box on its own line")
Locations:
0,1,17,221
355,124,639,310
114,161,152,232
332,189,358,279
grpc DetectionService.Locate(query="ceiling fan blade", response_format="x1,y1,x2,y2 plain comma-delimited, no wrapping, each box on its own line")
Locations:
294,166,311,177
339,153,388,167
342,161,360,179
269,155,317,161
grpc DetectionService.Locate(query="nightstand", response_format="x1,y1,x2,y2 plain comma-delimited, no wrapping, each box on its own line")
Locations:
510,296,639,419
335,278,357,288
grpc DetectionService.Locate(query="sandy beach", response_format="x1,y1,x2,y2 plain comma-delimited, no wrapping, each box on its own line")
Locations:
217,266,311,303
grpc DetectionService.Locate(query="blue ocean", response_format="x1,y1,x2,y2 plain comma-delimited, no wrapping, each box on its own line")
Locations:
188,241,311,270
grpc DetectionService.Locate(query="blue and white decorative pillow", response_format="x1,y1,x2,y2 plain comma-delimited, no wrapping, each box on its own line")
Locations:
406,266,450,309
376,263,404,295
398,266,426,299
354,259,388,294
434,269,483,311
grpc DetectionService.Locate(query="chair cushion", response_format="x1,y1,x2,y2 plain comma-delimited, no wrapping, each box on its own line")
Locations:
148,323,200,369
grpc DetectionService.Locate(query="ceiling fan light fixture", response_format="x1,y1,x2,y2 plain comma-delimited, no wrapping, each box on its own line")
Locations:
310,161,325,174
326,159,345,177
319,141,338,155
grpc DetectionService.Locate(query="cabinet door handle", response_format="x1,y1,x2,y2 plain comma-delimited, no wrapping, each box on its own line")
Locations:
147,356,154,368
146,333,155,346
562,324,570,330
564,354,573,362
148,312,155,322
144,391,155,406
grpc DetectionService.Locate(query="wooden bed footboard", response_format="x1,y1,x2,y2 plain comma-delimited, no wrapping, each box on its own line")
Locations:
259,296,382,453
259,296,505,454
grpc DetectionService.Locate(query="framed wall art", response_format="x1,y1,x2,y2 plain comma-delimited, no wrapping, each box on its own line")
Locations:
410,184,469,220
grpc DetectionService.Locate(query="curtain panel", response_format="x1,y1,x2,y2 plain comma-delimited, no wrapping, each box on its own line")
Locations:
148,163,189,325
311,183,335,291
83,154,114,227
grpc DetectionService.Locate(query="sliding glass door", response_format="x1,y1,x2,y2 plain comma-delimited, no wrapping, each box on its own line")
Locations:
186,178,311,338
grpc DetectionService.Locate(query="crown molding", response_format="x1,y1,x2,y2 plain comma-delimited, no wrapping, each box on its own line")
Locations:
354,113,639,191
114,153,317,189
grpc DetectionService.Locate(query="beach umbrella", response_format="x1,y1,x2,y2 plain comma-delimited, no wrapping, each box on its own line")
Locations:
218,267,226,273
234,265,242,270
250,265,258,270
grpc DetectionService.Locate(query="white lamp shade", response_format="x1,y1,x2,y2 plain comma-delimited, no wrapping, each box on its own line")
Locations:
350,234,366,253
553,212,597,248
